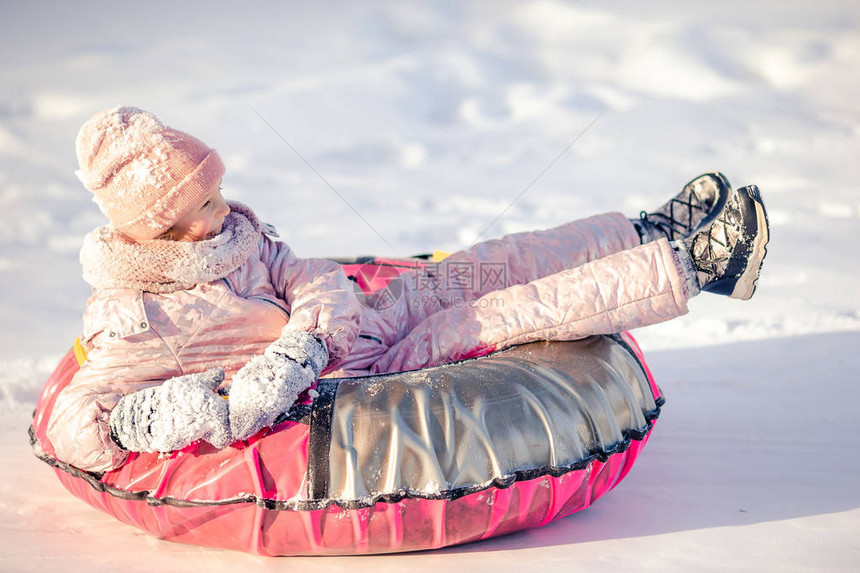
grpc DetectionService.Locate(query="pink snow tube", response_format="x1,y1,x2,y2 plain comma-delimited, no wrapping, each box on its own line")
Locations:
29,257,663,556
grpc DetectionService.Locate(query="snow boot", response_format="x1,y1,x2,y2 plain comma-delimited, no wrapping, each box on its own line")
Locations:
634,172,733,242
681,184,770,300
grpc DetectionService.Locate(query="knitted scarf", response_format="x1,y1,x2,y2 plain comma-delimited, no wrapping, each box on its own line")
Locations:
80,201,263,293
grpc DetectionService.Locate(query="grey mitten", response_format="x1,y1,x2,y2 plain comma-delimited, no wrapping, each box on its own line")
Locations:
229,330,328,441
109,368,232,453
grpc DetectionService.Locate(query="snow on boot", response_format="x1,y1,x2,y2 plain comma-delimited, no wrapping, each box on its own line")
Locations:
634,172,733,242
681,184,770,300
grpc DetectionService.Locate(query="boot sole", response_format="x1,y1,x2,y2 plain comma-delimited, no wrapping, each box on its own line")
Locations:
729,185,770,300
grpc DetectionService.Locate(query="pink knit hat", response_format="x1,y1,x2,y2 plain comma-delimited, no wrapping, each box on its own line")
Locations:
75,106,226,241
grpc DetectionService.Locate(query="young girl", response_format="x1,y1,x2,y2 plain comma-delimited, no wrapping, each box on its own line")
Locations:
46,106,769,474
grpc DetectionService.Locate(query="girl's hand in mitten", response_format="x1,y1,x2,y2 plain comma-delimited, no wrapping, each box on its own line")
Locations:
265,330,329,378
229,331,329,441
109,368,232,453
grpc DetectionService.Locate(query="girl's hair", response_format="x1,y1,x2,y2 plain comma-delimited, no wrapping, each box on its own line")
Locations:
156,226,183,241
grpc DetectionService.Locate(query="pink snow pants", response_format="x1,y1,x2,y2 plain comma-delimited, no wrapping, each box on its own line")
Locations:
334,212,691,377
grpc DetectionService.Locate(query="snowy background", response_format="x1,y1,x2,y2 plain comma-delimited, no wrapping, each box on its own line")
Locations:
2,1,859,571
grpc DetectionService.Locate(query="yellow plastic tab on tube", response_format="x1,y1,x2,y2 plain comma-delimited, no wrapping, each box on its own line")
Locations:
431,250,451,262
73,338,88,366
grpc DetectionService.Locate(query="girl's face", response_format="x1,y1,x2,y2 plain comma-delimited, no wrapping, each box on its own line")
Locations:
168,180,231,242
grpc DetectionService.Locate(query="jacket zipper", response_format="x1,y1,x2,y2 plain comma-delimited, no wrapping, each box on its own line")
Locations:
222,278,290,317
250,295,290,317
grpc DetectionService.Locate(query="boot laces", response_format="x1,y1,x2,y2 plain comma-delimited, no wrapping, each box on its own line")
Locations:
642,184,712,241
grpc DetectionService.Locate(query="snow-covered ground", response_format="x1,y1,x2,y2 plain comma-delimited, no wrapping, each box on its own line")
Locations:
2,1,859,570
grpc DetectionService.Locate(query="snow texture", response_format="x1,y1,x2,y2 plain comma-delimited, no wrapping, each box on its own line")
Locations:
109,368,231,452
228,331,327,441
1,1,859,571
74,107,166,191
267,329,329,378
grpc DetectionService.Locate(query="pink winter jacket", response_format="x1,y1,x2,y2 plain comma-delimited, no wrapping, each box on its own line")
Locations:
48,207,691,474
46,229,361,474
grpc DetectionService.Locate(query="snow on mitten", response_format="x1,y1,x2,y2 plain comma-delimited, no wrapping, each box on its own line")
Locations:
265,329,329,378
229,331,328,441
109,368,232,453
